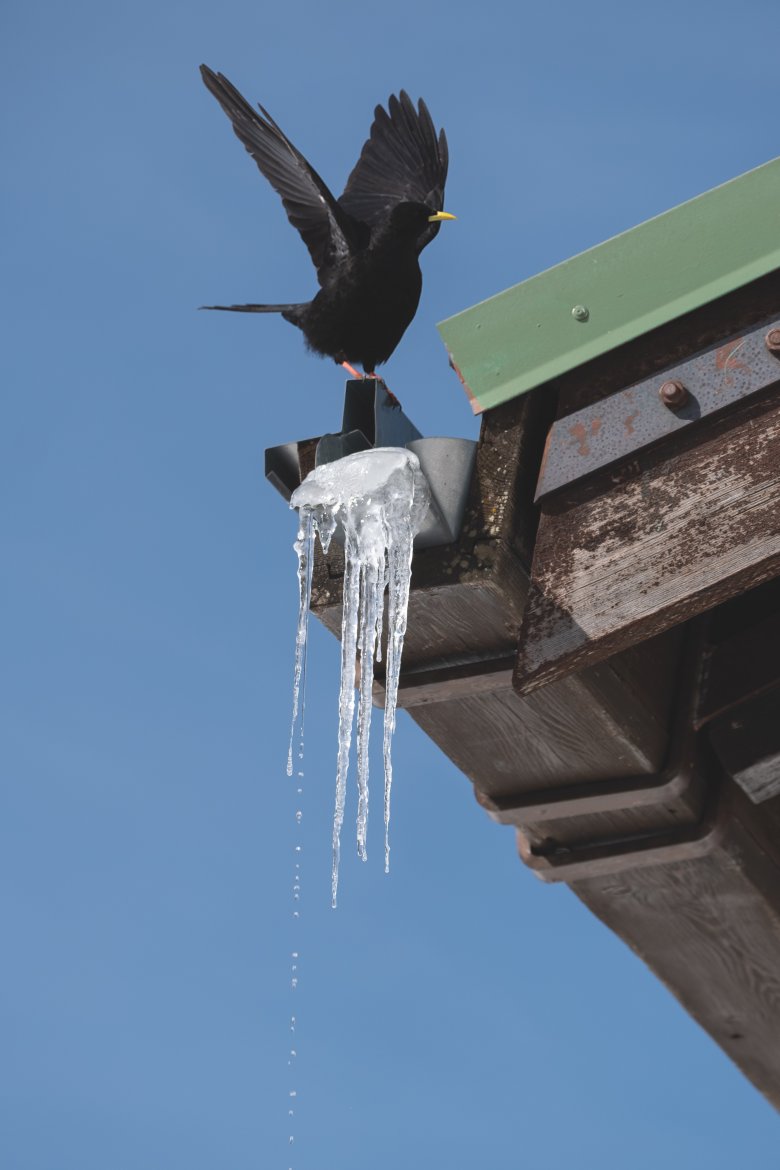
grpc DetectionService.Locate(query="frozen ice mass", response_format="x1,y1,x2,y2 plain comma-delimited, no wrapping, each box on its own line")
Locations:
289,448,430,907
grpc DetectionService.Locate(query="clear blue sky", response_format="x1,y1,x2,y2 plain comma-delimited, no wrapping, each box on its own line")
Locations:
3,1,779,1166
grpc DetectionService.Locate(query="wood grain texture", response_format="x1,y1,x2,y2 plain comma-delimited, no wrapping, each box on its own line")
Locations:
516,393,780,693
406,638,677,796
572,779,780,1109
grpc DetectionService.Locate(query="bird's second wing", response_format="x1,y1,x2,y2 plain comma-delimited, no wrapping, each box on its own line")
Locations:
338,91,449,244
201,66,365,283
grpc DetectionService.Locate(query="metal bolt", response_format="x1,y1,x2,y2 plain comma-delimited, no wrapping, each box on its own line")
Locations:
659,379,689,409
571,304,589,322
765,328,780,356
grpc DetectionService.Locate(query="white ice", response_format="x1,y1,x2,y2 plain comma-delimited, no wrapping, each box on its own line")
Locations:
289,448,430,907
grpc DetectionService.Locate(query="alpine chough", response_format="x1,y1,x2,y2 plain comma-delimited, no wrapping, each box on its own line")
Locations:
200,65,453,375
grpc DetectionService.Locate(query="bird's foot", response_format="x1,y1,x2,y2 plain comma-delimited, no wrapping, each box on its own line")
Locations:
340,361,402,409
365,372,402,410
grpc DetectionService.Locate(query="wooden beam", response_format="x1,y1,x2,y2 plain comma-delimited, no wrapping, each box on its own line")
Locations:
515,392,780,693
373,655,515,709
572,778,780,1110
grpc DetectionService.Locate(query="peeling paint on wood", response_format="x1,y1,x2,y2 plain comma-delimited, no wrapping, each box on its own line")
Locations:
516,394,780,692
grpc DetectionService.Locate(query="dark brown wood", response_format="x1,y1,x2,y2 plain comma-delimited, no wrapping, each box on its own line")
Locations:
517,778,720,882
697,577,780,726
373,654,516,709
698,615,780,724
299,275,780,1111
709,688,780,804
516,392,780,693
483,632,701,830
572,777,780,1110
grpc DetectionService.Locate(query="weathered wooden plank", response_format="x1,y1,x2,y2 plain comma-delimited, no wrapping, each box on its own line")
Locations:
517,784,720,882
516,393,780,693
483,625,701,835
406,629,681,796
571,779,780,1110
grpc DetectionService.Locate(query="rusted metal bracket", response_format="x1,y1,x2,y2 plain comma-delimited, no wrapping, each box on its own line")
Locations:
535,316,780,501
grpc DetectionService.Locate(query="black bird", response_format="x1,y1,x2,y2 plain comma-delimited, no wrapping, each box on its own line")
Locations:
199,65,453,376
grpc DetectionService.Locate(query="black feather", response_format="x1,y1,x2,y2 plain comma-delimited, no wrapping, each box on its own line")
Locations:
200,66,452,373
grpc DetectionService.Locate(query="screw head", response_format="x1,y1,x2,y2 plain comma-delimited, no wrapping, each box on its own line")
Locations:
659,379,688,409
571,304,589,322
765,328,780,356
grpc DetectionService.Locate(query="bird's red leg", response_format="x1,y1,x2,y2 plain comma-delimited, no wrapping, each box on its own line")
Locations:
340,361,402,407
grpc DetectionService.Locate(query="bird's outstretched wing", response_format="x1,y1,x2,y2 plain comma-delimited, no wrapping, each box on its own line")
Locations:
200,66,366,284
339,91,448,250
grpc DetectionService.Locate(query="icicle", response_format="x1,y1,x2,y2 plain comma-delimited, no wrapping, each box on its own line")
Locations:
287,509,314,777
332,522,361,907
382,508,415,873
289,448,430,905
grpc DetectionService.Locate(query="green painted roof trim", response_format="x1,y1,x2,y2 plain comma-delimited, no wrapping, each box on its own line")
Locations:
438,157,780,414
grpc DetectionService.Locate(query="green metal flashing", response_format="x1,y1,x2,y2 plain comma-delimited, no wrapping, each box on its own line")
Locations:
438,157,780,414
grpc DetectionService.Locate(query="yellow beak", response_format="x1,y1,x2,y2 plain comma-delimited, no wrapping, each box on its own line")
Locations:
427,211,457,222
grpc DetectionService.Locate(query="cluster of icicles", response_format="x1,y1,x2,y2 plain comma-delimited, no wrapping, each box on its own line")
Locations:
287,448,430,907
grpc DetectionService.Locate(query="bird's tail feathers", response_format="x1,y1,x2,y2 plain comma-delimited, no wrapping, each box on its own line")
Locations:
199,302,305,315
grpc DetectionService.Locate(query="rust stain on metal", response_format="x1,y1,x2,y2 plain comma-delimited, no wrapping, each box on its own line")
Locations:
536,313,780,501
715,338,748,390
715,338,748,372
568,418,602,456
